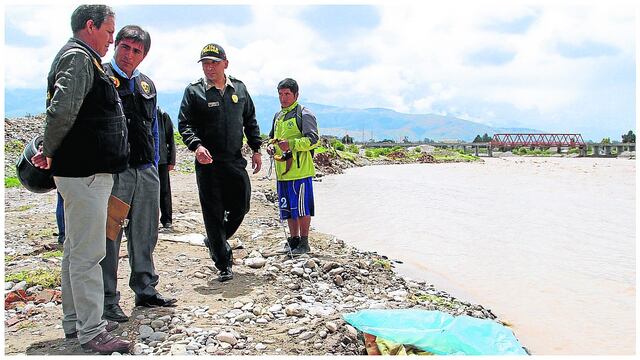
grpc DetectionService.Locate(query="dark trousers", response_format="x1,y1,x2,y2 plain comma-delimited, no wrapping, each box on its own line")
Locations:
102,167,160,305
195,158,251,271
158,164,173,226
56,191,65,244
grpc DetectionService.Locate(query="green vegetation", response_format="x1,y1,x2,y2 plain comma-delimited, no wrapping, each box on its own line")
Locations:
5,254,17,262
622,130,635,143
5,177,21,188
314,146,328,154
11,204,34,212
173,131,185,147
514,147,552,156
4,139,25,155
5,268,62,288
27,228,56,239
330,139,345,151
17,321,36,330
372,258,392,270
336,150,356,162
433,149,479,162
364,146,404,158
177,158,195,174
42,250,64,259
411,293,457,308
346,144,359,154
472,133,492,143
362,146,480,162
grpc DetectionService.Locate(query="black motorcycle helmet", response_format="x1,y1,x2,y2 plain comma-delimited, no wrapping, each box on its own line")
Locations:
15,135,56,193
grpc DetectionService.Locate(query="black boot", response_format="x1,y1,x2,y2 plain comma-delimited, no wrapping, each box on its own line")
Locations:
282,236,300,253
291,236,310,255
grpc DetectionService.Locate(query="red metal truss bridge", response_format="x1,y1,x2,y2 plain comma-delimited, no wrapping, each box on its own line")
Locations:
490,134,586,148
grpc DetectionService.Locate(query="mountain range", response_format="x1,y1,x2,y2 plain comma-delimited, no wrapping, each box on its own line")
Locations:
5,88,541,142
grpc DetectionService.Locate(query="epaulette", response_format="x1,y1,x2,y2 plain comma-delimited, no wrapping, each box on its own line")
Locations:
228,75,243,84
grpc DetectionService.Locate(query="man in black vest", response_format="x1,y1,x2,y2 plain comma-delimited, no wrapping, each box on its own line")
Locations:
101,25,177,324
157,107,176,229
32,4,130,354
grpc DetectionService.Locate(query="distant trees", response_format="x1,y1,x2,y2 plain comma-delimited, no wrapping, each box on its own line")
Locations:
402,136,410,143
600,137,611,144
473,133,492,142
341,134,354,144
622,130,635,143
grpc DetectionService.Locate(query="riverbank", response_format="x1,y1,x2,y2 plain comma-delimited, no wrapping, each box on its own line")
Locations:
313,157,636,355
4,115,515,355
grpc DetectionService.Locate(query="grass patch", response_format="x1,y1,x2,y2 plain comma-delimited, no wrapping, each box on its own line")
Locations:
372,258,392,270
27,228,56,239
177,158,195,174
5,268,62,288
5,177,21,188
411,293,457,308
12,204,34,212
174,131,186,147
336,150,356,162
17,321,36,330
42,250,63,259
5,254,17,262
4,139,25,155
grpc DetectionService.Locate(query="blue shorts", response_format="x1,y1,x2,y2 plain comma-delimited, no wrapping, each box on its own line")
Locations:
277,177,315,220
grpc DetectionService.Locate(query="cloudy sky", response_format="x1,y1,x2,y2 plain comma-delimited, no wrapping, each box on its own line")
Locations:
3,0,636,139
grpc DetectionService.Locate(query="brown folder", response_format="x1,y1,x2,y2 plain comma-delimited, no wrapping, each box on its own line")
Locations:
106,195,130,241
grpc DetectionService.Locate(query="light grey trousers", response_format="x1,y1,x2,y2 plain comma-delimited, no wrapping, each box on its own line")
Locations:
102,166,160,305
55,174,112,344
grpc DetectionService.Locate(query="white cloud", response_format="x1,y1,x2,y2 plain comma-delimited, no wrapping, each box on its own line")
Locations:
3,1,635,133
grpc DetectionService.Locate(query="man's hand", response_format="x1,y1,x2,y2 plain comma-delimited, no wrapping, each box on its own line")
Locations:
277,140,290,152
168,164,175,171
31,146,51,170
195,145,213,164
251,152,262,174
266,144,275,156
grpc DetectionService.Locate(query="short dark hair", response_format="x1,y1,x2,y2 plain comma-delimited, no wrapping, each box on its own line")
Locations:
115,25,151,55
277,78,299,95
70,5,115,34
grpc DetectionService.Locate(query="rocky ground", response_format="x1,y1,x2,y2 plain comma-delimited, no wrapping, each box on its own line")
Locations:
4,116,514,355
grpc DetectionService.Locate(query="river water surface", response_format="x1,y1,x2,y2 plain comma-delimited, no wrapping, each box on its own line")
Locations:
313,157,635,355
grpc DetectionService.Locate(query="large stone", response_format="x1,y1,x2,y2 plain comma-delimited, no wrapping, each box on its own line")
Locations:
150,319,165,329
291,268,305,277
245,258,267,269
299,331,315,340
138,325,154,339
215,332,238,346
170,344,188,355
149,331,168,342
285,303,306,317
325,321,338,333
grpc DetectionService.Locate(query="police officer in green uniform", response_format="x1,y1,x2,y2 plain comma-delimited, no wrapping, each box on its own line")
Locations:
178,43,262,282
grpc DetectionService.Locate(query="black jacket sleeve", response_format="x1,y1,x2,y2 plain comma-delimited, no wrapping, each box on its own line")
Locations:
178,86,202,151
164,112,176,165
242,91,262,152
